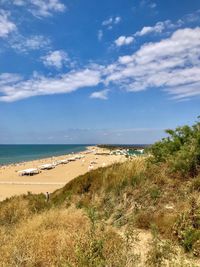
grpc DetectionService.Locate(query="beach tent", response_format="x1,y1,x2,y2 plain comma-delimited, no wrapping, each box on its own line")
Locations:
18,168,39,176
39,164,55,170
57,159,69,164
68,157,76,161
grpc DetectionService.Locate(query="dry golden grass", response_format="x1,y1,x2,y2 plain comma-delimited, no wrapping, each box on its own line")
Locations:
0,157,200,266
0,196,31,226
0,208,90,266
0,207,142,267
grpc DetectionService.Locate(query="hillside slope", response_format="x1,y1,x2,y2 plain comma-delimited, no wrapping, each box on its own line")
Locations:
0,119,200,266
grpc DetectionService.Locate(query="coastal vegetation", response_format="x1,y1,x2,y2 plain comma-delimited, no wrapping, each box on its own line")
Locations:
0,118,200,266
97,144,149,150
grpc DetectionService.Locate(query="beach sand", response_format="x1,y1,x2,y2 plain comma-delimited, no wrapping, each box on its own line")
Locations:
0,146,125,201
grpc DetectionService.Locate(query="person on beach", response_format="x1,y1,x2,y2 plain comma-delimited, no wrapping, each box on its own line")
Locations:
46,192,50,202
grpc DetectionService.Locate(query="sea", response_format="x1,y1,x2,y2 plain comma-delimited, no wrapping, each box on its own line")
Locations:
0,145,88,166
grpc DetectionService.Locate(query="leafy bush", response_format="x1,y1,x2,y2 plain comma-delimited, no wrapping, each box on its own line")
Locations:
149,118,200,177
146,225,175,267
149,186,161,200
173,199,200,255
182,228,200,252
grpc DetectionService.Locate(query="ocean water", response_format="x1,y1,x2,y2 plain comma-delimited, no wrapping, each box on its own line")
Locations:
0,145,87,165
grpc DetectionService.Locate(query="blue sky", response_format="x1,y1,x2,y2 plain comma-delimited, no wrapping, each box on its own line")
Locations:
0,0,200,144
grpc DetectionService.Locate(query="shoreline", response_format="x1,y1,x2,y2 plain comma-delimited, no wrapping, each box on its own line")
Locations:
0,144,89,167
0,146,126,201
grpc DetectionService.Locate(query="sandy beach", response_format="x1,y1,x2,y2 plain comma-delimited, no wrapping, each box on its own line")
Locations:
0,146,125,201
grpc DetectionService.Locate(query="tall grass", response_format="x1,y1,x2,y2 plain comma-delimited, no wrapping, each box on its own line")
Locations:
0,208,141,267
0,152,200,265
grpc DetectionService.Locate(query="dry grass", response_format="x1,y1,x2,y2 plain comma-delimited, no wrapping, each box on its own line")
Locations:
0,208,89,266
0,157,200,266
0,207,142,267
0,196,31,226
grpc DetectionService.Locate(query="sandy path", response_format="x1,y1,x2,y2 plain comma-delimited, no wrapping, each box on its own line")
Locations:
0,147,125,201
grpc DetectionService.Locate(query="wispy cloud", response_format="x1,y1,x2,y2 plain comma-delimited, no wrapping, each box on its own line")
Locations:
102,16,121,30
114,36,134,47
8,34,51,53
41,50,70,69
1,27,200,102
90,89,109,100
0,73,22,85
99,16,121,41
13,0,25,6
134,20,173,37
0,69,101,102
140,0,157,9
12,0,66,18
106,27,200,99
182,9,200,23
134,10,200,38
97,30,103,41
0,9,16,38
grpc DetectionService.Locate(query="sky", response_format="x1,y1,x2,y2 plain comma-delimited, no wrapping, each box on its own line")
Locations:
0,0,200,144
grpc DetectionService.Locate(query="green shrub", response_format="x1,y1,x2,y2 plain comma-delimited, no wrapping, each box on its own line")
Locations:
131,172,146,187
146,225,175,266
149,186,161,200
182,228,200,252
149,118,200,178
173,199,200,254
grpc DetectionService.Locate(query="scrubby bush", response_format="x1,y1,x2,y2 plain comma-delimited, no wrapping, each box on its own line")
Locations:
173,198,200,255
146,225,175,267
149,118,200,177
149,186,161,200
1,119,200,265
0,196,31,226
191,176,200,191
135,210,153,229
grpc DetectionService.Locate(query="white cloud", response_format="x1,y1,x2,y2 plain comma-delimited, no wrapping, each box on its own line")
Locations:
102,17,112,26
0,69,101,102
135,22,166,36
29,0,66,17
134,10,200,38
0,9,16,38
105,27,200,99
0,73,22,86
134,20,180,37
149,2,157,9
182,9,200,23
90,89,109,100
9,34,51,53
97,30,103,41
13,0,25,6
42,50,69,69
166,82,200,99
12,0,66,17
102,16,121,30
115,36,134,47
140,0,157,9
1,27,200,102
114,16,121,24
